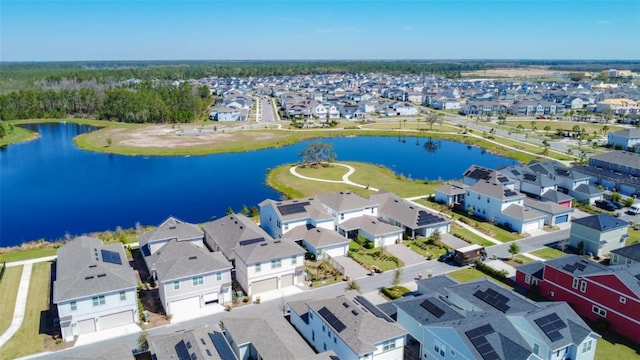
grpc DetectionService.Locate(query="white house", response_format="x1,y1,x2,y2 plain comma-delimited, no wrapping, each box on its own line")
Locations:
138,216,204,256
233,238,305,297
144,239,232,320
339,215,404,247
317,191,379,225
54,236,139,342
288,295,407,360
259,198,334,239
608,128,640,152
284,224,351,259
569,214,629,257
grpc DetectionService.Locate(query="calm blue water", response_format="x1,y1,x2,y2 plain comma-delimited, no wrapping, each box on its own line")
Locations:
0,123,516,246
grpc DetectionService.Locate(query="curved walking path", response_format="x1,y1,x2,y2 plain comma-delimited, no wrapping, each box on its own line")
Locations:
0,262,33,348
290,163,379,191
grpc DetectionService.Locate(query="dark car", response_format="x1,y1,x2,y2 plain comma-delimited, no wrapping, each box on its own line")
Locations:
595,199,617,211
438,251,454,262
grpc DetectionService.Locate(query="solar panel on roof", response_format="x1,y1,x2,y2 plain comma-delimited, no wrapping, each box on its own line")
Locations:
523,173,537,181
575,262,587,271
498,176,509,183
465,324,499,360
238,238,265,246
318,307,347,333
563,264,577,273
355,295,394,322
534,313,567,342
100,249,122,265
277,201,310,216
210,331,236,360
512,170,521,176
504,189,518,197
420,299,445,318
474,289,510,313
417,211,442,226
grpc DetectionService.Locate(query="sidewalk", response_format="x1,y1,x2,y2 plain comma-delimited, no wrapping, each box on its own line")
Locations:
0,263,33,348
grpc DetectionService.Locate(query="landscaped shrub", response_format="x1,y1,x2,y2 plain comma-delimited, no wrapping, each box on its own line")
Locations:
475,261,508,280
380,287,401,300
364,241,375,249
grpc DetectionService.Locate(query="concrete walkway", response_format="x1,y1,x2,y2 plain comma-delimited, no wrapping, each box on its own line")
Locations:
290,163,379,191
385,244,426,266
332,255,370,279
0,262,33,347
521,252,546,261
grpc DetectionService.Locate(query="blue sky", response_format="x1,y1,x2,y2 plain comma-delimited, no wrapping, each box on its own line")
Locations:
1,0,639,61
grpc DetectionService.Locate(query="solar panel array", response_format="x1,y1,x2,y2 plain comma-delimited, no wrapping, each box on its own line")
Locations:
497,176,510,183
523,173,537,182
355,295,394,322
417,211,442,226
238,238,265,246
467,168,492,180
562,261,588,273
277,201,310,216
534,313,567,342
210,331,237,360
420,299,445,318
555,169,570,177
465,324,500,360
512,170,521,176
474,288,510,313
100,249,122,265
503,189,518,197
318,306,347,333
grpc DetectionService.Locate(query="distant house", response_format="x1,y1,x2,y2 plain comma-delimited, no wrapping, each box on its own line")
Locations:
610,242,640,265
317,191,379,226
54,236,139,342
523,198,573,226
144,239,232,319
147,325,238,360
578,150,640,196
569,214,629,257
288,295,407,360
138,216,204,256
516,255,640,343
379,276,599,360
209,106,243,121
434,182,466,207
607,128,640,152
284,224,351,259
596,98,639,115
339,215,404,247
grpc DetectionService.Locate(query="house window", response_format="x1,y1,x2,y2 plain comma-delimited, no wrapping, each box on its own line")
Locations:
255,263,261,272
533,343,540,355
525,275,531,284
92,295,105,306
216,272,222,281
271,258,282,269
382,339,396,351
582,340,592,353
284,223,289,231
572,278,579,289
174,280,180,290
592,305,607,317
277,220,281,229
291,255,297,265
70,301,77,311
450,349,456,357
371,208,374,214
434,340,446,357
620,296,626,304
612,254,619,264
580,281,587,293
312,330,315,341
192,275,204,286
340,214,344,220
119,291,126,301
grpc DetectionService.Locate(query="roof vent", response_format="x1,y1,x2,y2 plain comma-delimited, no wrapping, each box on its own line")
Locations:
239,226,243,229
274,240,281,244
84,276,94,280
342,302,350,308
97,274,106,278
189,256,197,260
89,264,97,268
260,243,268,247
351,309,360,316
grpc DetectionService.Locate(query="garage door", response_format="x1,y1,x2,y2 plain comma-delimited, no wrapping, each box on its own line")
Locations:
281,274,294,288
100,310,133,330
77,318,96,335
203,292,218,305
169,296,201,316
522,220,541,233
251,277,277,295
555,215,569,224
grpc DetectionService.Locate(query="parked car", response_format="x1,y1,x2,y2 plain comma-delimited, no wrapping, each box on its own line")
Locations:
595,199,617,211
438,251,454,262
628,203,640,215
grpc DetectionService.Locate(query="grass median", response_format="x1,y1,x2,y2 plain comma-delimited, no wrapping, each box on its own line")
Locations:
0,266,23,335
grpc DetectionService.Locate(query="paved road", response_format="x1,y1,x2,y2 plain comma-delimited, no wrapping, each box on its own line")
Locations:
486,229,569,259
262,96,275,123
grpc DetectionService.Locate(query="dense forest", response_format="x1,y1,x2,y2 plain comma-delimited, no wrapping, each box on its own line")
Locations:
0,82,210,123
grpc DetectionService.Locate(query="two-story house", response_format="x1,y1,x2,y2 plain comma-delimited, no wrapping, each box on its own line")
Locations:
579,150,640,196
379,276,599,360
259,198,334,239
54,236,139,342
145,239,232,320
288,295,407,360
610,242,640,265
138,216,204,256
317,191,379,226
516,255,640,343
568,214,629,257
607,128,640,152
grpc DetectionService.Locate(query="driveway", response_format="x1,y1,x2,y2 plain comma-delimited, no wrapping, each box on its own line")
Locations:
385,243,426,266
332,255,370,279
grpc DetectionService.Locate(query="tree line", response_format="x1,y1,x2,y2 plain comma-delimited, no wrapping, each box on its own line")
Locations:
0,82,210,123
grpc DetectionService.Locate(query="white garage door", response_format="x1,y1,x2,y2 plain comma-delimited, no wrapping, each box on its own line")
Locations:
203,292,218,305
251,277,278,295
324,244,347,258
100,310,133,330
522,220,541,233
281,274,294,288
77,318,96,335
169,296,201,316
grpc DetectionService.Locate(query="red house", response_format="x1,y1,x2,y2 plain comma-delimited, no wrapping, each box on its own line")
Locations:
515,254,640,344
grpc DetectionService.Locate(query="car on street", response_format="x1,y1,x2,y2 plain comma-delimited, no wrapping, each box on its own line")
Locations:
595,199,617,211
627,203,640,215
438,251,454,262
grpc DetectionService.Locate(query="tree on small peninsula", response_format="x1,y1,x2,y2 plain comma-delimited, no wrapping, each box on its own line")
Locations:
299,141,336,167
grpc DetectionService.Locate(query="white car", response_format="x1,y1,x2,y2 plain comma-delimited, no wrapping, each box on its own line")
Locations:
628,204,640,215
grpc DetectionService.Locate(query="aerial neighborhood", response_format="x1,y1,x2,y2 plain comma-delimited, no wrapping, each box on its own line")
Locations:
4,68,640,360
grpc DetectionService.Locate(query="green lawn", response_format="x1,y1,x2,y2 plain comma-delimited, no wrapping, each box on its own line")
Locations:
447,267,489,283
295,164,348,181
0,262,52,359
0,266,23,335
529,247,566,260
510,254,535,264
625,227,640,245
594,327,640,360
449,224,497,247
0,247,57,263
0,125,37,146
405,240,448,259
455,214,522,242
348,242,404,271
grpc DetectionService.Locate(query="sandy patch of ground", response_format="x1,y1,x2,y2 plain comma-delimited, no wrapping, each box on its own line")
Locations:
463,67,568,78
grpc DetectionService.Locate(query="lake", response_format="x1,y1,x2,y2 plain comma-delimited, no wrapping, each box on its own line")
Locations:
0,123,516,246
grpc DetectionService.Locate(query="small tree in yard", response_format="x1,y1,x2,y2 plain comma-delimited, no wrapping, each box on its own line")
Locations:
137,331,149,352
508,243,520,259
299,141,336,166
392,268,402,287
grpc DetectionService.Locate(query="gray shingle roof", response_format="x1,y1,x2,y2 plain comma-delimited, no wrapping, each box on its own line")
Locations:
259,198,332,222
233,238,304,265
53,236,137,303
138,216,203,248
434,183,467,196
284,225,351,249
370,191,450,229
610,242,640,261
203,214,273,260
524,198,573,216
291,295,407,356
541,189,574,203
147,325,234,360
573,183,605,196
590,150,640,168
502,204,547,221
572,213,628,232
145,239,231,282
318,191,377,212
339,215,404,236
469,179,524,201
